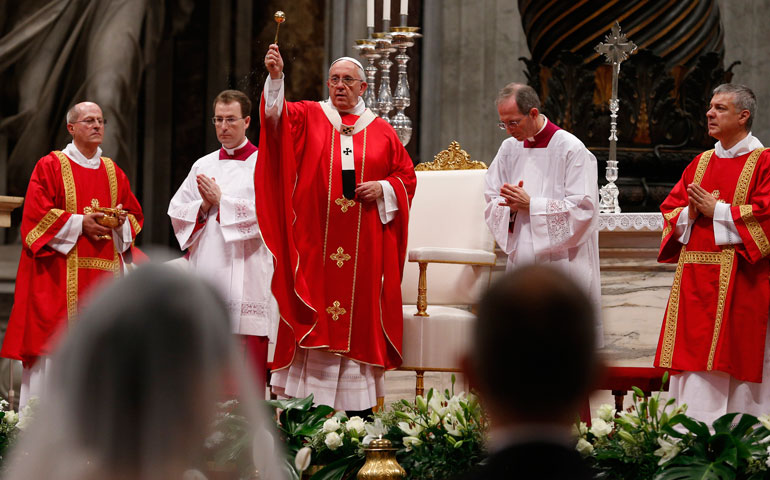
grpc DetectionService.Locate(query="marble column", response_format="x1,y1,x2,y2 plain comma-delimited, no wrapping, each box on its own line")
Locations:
718,0,770,143
419,0,530,165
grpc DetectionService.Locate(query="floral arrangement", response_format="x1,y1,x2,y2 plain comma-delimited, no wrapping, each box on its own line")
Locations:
268,382,487,480
575,372,770,480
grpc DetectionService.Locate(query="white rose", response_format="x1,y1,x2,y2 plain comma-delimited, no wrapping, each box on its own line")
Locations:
589,418,612,438
346,416,366,436
654,437,681,465
597,404,617,422
322,417,341,433
575,438,594,457
3,411,19,426
324,432,343,450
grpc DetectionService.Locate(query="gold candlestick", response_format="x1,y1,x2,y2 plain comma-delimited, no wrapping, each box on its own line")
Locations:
274,11,286,44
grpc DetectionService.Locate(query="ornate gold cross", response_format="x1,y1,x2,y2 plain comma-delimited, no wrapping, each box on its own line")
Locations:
326,300,346,321
330,247,351,267
335,196,356,212
83,198,101,214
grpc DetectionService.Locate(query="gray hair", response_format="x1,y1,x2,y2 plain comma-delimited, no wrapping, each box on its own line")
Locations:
713,83,756,131
496,83,541,113
66,104,83,124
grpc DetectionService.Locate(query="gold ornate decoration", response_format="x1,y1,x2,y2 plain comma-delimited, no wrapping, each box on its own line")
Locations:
658,245,686,367
692,149,713,185
25,208,64,249
53,151,78,213
732,148,765,205
739,204,770,258
128,213,142,236
79,257,120,272
712,190,720,199
357,438,406,480
326,301,346,321
330,247,351,268
335,196,356,213
415,141,487,171
102,157,118,207
83,198,101,215
54,151,80,323
661,206,684,240
707,246,734,370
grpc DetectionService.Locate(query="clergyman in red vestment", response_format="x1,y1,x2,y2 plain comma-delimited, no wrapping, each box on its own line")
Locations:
258,44,416,413
0,102,143,411
655,84,770,424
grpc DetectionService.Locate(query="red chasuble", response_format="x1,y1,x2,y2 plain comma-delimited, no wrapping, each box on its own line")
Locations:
1,152,143,366
655,148,770,382
256,100,416,371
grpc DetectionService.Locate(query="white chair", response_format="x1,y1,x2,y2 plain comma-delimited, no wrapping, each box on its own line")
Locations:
399,141,496,396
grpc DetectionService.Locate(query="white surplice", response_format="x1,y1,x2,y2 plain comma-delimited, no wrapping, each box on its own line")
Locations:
168,146,277,339
484,118,603,343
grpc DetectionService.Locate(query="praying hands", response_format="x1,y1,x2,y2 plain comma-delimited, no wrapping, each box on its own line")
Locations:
499,180,530,212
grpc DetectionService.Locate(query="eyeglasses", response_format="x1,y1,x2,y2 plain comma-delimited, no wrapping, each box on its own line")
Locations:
212,117,244,126
73,117,107,127
497,119,524,130
329,76,363,87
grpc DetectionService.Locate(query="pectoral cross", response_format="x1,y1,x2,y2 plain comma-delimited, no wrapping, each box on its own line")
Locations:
343,147,352,155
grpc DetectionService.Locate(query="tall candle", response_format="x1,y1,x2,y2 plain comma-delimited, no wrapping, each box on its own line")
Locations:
367,0,374,28
400,0,408,15
383,0,391,21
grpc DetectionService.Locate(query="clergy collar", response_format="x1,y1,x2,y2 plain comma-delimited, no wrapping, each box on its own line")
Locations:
219,138,256,160
523,116,561,148
324,97,366,116
714,132,764,158
62,142,102,169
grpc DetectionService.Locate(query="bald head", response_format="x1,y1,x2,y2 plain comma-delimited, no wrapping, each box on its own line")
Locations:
66,102,101,124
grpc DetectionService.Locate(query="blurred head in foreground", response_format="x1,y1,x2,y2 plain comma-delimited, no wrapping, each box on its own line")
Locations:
465,264,600,425
7,263,284,480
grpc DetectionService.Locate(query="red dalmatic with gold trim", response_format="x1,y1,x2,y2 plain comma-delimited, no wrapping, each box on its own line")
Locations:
1,152,143,366
655,148,770,382
256,100,416,371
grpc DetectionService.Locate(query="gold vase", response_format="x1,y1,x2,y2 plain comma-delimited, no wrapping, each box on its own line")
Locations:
357,438,406,480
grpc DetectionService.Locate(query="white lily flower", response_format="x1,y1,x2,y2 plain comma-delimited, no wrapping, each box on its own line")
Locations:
362,418,389,446
402,436,423,450
597,404,617,422
442,413,462,436
398,421,423,437
428,395,449,418
295,446,312,473
654,437,681,465
759,414,770,431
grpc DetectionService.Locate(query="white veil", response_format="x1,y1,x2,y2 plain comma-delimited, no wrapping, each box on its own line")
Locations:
4,263,286,480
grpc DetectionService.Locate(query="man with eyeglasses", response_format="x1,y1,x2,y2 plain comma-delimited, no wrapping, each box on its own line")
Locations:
257,44,416,416
168,90,277,386
1,101,143,412
484,83,602,343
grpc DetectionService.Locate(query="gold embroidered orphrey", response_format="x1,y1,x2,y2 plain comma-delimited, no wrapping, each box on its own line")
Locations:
330,247,351,268
51,151,120,324
659,148,767,369
326,300,347,321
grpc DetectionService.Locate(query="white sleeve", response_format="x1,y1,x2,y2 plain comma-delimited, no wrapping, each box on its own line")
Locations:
219,193,261,242
713,202,743,245
168,168,206,250
675,207,696,244
264,73,285,122
528,146,598,255
48,215,83,255
112,220,133,253
483,143,517,254
376,180,398,224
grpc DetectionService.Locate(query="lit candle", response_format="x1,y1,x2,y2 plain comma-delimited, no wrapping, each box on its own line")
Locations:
367,0,374,28
400,0,408,15
383,0,391,21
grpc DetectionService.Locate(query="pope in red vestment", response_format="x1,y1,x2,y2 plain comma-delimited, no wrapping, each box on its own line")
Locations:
258,47,415,409
2,104,143,369
655,146,770,382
